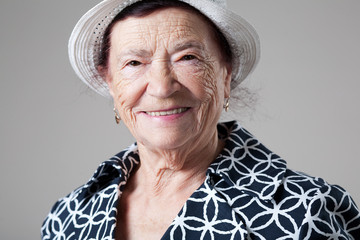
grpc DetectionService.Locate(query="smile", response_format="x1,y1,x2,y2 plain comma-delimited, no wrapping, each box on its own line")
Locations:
145,107,189,116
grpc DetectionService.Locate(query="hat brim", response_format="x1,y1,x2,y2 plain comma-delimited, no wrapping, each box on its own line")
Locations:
69,0,260,98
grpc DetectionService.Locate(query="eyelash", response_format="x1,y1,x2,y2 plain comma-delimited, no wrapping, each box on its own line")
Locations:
126,60,142,67
180,55,197,61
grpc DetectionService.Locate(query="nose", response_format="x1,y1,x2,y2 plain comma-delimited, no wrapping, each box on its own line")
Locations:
146,61,181,98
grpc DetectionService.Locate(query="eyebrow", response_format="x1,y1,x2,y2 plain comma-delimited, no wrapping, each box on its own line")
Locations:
118,49,151,58
173,41,205,52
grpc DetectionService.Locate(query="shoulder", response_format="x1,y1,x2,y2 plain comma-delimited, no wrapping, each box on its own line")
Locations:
281,169,360,239
215,121,360,238
41,143,140,239
282,168,355,205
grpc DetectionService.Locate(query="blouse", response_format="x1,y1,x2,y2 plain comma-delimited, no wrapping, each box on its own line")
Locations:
41,121,360,239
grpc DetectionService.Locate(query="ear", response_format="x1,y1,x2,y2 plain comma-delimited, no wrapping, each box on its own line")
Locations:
98,65,115,98
223,64,232,98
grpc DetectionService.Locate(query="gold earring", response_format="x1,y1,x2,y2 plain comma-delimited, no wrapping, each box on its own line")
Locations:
223,97,230,112
113,108,121,124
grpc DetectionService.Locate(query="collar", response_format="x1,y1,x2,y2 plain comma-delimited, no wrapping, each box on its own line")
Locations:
94,121,286,201
207,121,287,201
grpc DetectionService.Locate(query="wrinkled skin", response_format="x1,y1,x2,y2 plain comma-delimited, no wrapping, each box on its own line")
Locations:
103,7,231,240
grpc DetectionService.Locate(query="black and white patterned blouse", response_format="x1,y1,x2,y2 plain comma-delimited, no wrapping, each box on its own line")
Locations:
41,121,360,239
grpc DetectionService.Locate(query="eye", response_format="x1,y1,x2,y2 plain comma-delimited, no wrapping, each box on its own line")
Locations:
181,55,196,61
127,60,142,67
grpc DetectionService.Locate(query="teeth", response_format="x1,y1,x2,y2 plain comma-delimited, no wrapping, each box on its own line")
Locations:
146,108,188,116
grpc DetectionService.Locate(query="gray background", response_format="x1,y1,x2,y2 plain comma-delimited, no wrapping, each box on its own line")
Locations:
1,0,359,239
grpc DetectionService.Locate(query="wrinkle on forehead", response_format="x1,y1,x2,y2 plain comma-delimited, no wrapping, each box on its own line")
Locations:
110,10,208,53
133,12,197,37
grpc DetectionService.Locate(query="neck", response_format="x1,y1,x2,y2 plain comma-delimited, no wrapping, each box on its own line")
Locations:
132,128,223,198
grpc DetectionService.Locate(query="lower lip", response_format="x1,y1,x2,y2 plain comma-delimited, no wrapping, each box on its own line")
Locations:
142,108,190,121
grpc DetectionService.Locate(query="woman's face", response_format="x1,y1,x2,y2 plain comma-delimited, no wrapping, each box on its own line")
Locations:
105,7,231,151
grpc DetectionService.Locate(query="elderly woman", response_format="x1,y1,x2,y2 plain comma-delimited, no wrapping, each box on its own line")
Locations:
42,0,360,239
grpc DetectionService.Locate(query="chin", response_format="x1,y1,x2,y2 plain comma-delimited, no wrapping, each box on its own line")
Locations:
139,130,195,152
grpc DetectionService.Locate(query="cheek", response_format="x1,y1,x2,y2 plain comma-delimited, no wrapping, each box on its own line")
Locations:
197,66,222,122
177,61,220,104
177,61,224,131
111,76,144,126
201,62,221,104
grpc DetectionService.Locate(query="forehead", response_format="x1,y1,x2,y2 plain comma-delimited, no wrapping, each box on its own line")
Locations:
110,7,214,46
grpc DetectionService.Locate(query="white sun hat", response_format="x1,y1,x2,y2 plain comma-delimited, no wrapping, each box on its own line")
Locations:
68,0,260,98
